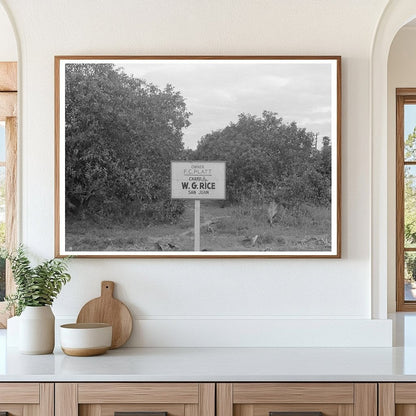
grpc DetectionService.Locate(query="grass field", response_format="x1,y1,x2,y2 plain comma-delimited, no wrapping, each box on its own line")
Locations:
65,200,331,252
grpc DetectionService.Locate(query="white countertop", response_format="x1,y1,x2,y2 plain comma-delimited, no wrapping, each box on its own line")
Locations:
2,313,416,382
2,345,416,382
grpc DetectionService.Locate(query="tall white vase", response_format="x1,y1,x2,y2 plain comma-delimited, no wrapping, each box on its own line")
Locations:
19,306,55,354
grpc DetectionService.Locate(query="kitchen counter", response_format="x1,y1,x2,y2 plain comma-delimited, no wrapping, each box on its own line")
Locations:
2,345,416,382
2,313,416,382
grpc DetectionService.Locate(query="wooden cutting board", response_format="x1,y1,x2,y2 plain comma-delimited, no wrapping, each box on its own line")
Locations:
76,281,133,349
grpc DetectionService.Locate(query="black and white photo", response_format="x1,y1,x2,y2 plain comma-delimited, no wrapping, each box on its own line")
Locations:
55,56,341,257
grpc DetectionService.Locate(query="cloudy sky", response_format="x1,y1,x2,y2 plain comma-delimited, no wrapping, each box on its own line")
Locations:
116,59,335,150
406,104,416,139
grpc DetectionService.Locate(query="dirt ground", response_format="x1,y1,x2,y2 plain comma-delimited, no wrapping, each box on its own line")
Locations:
65,200,331,252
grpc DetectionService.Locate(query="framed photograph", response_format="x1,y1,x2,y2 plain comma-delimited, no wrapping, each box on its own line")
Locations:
55,56,341,258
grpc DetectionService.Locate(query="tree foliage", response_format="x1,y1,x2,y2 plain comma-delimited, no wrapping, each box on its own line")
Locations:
405,128,416,249
402,128,416,282
405,126,416,161
405,167,416,247
193,111,331,207
65,63,191,223
65,64,332,229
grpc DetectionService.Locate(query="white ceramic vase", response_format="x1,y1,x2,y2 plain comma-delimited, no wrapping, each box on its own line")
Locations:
19,306,55,354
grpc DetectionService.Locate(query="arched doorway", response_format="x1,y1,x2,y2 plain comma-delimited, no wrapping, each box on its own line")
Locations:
371,0,416,319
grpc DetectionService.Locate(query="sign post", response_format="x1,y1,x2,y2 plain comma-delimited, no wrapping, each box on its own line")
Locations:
171,161,226,251
194,199,200,251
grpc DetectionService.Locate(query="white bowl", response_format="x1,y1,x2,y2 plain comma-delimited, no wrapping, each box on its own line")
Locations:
60,323,112,356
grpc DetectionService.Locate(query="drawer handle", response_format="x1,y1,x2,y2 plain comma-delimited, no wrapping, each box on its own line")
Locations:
270,413,323,416
115,412,168,416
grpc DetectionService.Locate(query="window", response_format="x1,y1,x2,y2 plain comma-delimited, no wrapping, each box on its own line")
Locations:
396,89,416,311
0,62,17,326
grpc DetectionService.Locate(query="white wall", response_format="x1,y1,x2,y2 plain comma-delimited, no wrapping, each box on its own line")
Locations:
0,0,393,346
387,26,416,312
0,3,16,61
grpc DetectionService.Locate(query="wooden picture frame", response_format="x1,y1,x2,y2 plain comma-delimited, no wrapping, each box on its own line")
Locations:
55,56,341,258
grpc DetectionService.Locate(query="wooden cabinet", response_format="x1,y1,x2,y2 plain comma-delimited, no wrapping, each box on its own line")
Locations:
379,383,416,416
0,383,53,416
0,380,412,416
55,383,215,416
217,383,377,416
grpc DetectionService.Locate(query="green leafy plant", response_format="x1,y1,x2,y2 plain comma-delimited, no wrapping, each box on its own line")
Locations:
4,246,71,316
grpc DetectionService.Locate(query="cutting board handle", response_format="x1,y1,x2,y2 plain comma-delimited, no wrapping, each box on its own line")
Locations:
101,281,115,298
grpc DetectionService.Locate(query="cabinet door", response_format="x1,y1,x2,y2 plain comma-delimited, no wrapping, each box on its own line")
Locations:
379,383,416,416
0,383,53,416
217,383,377,416
55,383,215,416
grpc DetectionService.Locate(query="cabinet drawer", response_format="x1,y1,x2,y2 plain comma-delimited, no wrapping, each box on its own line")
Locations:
56,383,215,416
218,383,376,416
78,383,200,404
0,383,39,403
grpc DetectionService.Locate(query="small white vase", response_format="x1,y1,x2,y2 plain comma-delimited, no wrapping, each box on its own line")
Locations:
19,306,55,354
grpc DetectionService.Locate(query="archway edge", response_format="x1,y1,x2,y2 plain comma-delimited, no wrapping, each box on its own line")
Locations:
0,0,21,61
371,0,416,319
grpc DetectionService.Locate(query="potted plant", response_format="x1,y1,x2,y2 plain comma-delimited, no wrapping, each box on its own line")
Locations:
4,246,71,354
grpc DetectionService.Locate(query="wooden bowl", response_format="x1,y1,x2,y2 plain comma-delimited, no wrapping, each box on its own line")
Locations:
60,323,112,356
